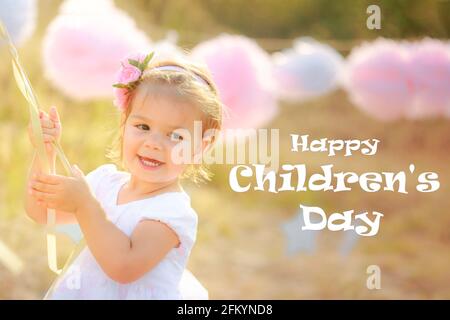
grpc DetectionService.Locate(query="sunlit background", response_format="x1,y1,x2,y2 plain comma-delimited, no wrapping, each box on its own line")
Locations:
0,0,449,299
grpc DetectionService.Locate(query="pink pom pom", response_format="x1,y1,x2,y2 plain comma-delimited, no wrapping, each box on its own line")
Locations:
191,34,278,130
42,0,151,101
406,39,450,119
343,38,412,121
344,38,450,121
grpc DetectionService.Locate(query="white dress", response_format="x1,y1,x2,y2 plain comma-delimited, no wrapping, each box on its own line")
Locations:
45,164,208,300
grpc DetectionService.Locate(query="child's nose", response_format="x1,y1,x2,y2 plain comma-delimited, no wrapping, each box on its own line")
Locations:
144,132,163,150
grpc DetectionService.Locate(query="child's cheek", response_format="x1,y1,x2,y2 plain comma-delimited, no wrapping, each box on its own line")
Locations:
162,143,186,177
124,128,141,147
168,140,196,165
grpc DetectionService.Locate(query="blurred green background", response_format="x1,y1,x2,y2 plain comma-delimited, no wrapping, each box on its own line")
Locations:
0,0,449,299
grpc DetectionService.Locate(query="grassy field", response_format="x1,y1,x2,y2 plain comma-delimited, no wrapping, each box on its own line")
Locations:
1,1,449,300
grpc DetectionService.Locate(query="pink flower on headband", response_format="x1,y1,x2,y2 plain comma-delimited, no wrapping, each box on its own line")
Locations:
117,64,141,84
113,52,154,111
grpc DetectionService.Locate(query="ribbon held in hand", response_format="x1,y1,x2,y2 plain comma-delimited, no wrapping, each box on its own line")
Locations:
1,19,73,274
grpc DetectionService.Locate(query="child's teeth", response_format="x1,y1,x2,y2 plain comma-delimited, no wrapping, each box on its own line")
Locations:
140,157,161,167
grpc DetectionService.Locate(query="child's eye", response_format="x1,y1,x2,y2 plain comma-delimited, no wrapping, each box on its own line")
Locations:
169,132,184,141
135,124,150,131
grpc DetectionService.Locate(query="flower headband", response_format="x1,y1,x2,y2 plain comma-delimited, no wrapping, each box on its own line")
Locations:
112,52,210,111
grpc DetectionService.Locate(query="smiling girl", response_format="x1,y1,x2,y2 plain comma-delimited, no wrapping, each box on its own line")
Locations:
25,52,223,299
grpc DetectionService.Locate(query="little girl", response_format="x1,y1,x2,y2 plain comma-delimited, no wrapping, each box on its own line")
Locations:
25,52,223,299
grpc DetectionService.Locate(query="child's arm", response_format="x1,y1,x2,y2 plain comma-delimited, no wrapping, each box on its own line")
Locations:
24,151,77,224
24,107,77,224
76,200,179,284
29,161,179,283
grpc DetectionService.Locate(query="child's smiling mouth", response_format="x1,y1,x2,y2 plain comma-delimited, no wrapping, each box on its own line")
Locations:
138,155,165,169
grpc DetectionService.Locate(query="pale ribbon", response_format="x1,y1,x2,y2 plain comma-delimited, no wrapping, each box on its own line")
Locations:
1,20,74,275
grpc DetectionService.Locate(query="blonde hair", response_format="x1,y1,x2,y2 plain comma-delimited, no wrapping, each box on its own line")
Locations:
106,58,224,184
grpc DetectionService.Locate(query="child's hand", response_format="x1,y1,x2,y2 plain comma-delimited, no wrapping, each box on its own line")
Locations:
28,106,61,155
29,165,94,213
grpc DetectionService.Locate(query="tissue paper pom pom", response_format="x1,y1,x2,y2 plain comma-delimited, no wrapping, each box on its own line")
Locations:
343,38,412,121
344,38,450,121
191,34,278,130
272,37,344,101
0,0,37,46
406,39,450,119
42,0,151,101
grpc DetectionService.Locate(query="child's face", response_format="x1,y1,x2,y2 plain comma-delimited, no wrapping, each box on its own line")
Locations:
122,88,205,184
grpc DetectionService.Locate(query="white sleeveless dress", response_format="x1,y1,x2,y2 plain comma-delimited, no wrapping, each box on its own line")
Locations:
45,164,208,300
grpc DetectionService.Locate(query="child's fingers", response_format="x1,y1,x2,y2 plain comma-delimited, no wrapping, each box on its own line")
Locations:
33,172,61,185
39,110,49,120
40,117,55,129
49,106,61,127
41,127,59,137
29,180,58,193
36,200,55,209
29,188,57,201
